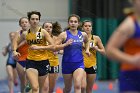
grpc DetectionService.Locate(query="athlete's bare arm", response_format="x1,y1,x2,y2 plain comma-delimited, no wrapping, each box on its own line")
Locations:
17,40,27,48
53,35,64,54
82,32,90,56
16,30,27,48
94,35,106,55
2,45,8,56
43,29,54,45
55,32,66,45
43,29,55,50
55,32,73,51
106,16,137,63
12,31,26,60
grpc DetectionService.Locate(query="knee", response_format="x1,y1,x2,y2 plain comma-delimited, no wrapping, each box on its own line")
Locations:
74,80,82,90
31,85,39,92
74,84,81,90
81,84,86,91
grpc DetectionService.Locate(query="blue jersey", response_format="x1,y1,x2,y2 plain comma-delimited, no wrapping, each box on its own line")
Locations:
7,43,16,65
62,30,84,63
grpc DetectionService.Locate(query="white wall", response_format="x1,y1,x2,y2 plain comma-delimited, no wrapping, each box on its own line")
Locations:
0,0,69,20
0,0,69,79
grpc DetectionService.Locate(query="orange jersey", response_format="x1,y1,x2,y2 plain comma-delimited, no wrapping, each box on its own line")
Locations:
121,15,140,71
17,43,29,61
121,38,140,70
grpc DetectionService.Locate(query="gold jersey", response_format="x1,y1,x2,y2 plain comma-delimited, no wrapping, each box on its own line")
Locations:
83,36,96,68
47,50,59,66
26,27,48,61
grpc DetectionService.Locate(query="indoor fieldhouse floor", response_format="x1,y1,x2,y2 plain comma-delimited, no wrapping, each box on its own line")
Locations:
0,77,119,93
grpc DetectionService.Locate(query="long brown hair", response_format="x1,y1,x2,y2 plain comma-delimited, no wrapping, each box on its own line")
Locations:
52,21,62,36
42,21,62,36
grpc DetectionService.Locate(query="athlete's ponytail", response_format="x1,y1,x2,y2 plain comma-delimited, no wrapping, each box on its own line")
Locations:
52,21,62,36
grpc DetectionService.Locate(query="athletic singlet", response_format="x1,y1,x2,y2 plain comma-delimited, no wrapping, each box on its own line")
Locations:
62,30,83,63
47,50,59,66
26,27,48,61
121,15,140,71
7,43,16,64
17,30,28,61
83,35,96,68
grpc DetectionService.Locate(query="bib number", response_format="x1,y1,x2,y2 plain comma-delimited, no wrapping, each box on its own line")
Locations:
36,32,42,39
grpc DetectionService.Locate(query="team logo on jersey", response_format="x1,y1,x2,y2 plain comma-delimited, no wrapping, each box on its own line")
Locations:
27,39,43,45
78,35,83,42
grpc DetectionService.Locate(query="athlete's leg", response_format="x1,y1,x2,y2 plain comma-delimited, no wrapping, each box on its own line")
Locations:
41,76,49,93
13,68,18,86
16,63,26,93
81,71,86,93
73,68,84,93
39,74,49,93
49,73,58,93
86,74,96,93
63,74,73,93
6,65,14,93
26,68,39,93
